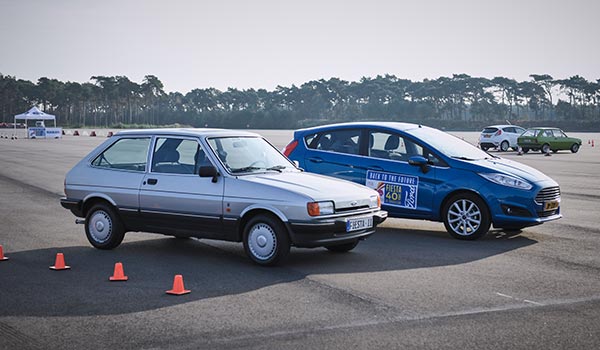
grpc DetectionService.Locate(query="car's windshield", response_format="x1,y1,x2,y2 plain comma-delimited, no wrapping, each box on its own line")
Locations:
408,127,491,160
208,136,297,174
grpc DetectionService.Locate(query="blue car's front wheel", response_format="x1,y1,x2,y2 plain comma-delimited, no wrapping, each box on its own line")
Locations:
443,193,491,240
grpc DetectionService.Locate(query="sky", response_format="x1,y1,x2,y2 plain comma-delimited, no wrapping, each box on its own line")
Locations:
1,0,599,94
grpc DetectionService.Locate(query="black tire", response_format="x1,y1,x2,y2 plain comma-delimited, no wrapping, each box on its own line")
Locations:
552,149,558,153
541,143,551,154
326,240,359,253
243,214,290,266
500,141,509,152
571,144,580,153
85,203,125,249
442,193,491,240
480,145,489,151
522,148,530,153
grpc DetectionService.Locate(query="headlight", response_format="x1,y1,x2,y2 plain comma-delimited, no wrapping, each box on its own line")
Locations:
307,201,335,216
369,195,380,208
479,173,532,190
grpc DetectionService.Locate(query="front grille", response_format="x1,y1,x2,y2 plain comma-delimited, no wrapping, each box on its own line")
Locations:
336,205,370,213
535,186,560,204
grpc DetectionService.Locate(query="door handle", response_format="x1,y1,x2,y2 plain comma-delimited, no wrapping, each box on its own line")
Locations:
308,157,323,163
147,178,158,185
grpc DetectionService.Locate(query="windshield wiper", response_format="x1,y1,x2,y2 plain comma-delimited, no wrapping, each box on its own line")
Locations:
266,165,287,172
230,166,262,173
451,156,475,161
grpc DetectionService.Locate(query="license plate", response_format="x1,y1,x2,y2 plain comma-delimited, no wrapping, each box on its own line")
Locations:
484,135,491,138
544,200,559,211
346,217,373,232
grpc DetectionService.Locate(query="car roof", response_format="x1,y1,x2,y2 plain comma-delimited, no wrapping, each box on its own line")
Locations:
527,127,560,130
296,121,423,134
115,128,260,138
483,124,519,128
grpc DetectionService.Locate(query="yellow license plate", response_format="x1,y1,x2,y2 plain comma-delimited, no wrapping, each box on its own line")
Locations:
544,200,559,211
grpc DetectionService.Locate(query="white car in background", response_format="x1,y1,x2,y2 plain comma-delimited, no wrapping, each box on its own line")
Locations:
478,125,526,152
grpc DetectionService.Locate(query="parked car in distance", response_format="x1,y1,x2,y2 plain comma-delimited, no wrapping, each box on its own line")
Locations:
517,127,582,154
478,125,526,152
61,128,387,266
283,122,562,240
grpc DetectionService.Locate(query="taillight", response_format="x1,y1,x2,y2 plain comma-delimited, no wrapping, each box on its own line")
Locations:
283,140,298,157
495,130,502,136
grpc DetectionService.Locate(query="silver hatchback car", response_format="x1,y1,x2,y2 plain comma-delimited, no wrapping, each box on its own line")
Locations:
60,128,387,265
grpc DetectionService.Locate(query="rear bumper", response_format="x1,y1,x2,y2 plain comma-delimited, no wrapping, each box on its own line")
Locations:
287,210,387,248
60,197,83,217
479,141,498,148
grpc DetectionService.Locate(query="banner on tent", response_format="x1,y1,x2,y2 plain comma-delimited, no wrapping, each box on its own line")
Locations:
28,127,62,139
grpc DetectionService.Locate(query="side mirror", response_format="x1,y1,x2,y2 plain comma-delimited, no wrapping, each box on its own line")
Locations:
199,165,219,183
408,155,430,174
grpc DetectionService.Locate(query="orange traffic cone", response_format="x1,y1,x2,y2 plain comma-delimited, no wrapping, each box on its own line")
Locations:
109,262,128,281
49,253,70,270
90,131,97,137
73,130,79,136
592,140,595,147
166,274,190,295
107,131,113,137
0,245,9,261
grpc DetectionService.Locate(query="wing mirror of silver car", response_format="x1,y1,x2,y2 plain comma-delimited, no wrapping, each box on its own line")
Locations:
408,155,430,174
199,165,220,183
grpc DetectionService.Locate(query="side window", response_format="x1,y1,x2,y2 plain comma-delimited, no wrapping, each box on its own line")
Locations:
552,130,565,138
368,131,423,162
315,129,361,155
92,138,150,171
152,137,205,174
543,130,553,137
522,130,535,137
503,127,514,133
516,127,525,135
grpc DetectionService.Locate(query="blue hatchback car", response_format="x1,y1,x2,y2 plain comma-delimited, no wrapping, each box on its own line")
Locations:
283,122,562,240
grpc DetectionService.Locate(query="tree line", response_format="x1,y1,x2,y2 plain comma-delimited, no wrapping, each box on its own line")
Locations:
1,73,599,131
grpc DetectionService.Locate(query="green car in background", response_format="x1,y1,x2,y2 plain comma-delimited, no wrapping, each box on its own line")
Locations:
517,127,582,154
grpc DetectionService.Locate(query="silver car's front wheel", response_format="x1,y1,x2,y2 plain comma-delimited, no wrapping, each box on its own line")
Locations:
443,193,490,240
85,203,125,249
243,214,290,266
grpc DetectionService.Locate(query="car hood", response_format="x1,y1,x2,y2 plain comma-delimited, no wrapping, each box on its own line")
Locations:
460,157,556,184
239,172,378,202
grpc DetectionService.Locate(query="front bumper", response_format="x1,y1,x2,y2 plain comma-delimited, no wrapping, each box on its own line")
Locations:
286,210,387,248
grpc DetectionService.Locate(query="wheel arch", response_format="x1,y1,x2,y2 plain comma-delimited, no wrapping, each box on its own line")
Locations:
237,207,289,242
439,189,491,222
81,194,117,217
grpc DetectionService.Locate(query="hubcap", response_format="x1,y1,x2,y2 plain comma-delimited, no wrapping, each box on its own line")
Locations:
247,223,276,261
89,210,112,243
447,199,481,236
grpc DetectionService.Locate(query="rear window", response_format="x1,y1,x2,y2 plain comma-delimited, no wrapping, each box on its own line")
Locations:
482,127,498,133
307,129,361,155
92,137,150,172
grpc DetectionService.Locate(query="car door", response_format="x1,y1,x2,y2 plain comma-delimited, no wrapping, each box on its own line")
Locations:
139,136,225,238
552,129,569,150
89,137,151,225
302,128,365,184
362,129,436,219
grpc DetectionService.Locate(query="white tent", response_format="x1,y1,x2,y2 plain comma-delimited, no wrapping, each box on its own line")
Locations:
14,107,56,134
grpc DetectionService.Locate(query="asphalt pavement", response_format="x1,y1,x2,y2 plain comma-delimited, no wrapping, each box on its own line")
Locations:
0,130,599,349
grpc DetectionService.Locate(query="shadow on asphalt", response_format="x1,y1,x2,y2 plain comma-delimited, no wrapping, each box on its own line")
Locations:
0,227,535,318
